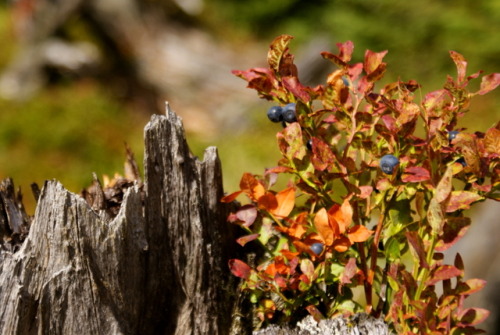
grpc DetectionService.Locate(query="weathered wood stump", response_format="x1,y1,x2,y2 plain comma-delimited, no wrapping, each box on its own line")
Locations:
0,105,389,334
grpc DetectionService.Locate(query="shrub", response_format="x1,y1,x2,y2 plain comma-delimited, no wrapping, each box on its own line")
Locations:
223,34,499,334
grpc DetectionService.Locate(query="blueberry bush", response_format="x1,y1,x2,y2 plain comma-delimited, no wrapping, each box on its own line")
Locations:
223,34,499,334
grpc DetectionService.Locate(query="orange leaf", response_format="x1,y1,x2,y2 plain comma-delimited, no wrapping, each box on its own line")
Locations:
332,236,352,252
239,172,265,200
314,208,334,246
329,198,353,233
221,190,242,203
272,187,295,217
347,225,374,243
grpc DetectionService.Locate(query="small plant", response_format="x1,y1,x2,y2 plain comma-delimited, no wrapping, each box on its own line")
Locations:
223,34,499,334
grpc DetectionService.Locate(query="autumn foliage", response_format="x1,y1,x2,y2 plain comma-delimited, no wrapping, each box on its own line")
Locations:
224,34,499,333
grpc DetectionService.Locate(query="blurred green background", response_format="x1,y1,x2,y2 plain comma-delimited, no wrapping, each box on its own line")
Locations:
0,0,498,215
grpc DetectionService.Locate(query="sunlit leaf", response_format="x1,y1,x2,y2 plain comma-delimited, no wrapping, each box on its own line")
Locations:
364,49,388,75
476,73,500,95
458,278,487,296
267,34,294,73
484,127,500,155
436,165,454,203
272,187,295,217
236,233,260,246
314,207,335,245
347,225,373,243
277,122,307,160
300,258,315,282
229,259,252,279
329,198,353,233
457,308,490,327
239,173,266,200
449,50,467,85
321,51,347,68
445,191,484,213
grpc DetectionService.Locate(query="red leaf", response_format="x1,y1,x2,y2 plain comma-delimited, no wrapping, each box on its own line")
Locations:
457,308,490,327
406,231,429,269
402,166,431,183
236,234,260,246
321,51,347,68
476,73,500,95
364,49,388,75
229,259,252,279
347,225,373,243
311,137,336,171
449,50,467,85
282,76,310,102
426,265,463,286
258,192,278,211
340,257,358,285
305,305,324,322
459,278,487,296
423,89,450,114
435,217,471,251
272,187,295,217
337,41,354,62
445,191,484,213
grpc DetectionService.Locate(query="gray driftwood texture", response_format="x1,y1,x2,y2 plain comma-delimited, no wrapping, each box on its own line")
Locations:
0,105,390,334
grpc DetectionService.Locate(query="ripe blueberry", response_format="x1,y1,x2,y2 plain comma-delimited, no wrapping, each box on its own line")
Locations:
306,139,313,151
448,130,459,142
310,242,324,255
380,154,399,174
282,103,297,123
267,106,283,123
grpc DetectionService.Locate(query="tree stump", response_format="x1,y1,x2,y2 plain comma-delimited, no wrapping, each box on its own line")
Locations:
0,104,240,334
0,104,390,334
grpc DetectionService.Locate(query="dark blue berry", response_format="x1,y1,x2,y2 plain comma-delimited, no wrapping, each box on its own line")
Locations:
310,242,324,255
267,106,283,123
456,157,466,167
380,154,399,174
282,103,297,123
448,131,459,142
306,139,313,151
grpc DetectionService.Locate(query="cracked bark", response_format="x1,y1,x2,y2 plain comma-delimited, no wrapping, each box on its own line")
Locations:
0,104,242,335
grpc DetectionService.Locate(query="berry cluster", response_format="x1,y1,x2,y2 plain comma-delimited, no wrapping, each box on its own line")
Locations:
267,103,297,124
